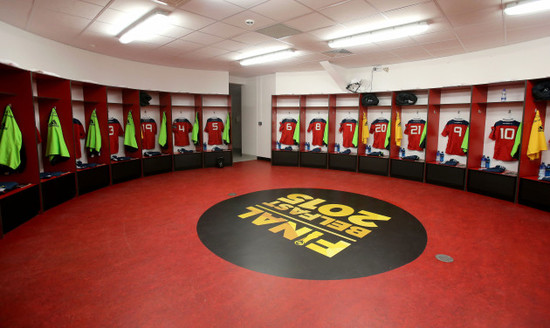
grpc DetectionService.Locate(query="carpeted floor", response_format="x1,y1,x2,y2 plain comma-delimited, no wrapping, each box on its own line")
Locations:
0,160,549,327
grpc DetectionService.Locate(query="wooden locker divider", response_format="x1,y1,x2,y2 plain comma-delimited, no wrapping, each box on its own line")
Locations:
202,94,232,168
300,94,329,168
517,79,550,210
111,88,141,184
328,93,358,172
76,83,110,195
0,64,41,235
34,73,77,211
271,95,300,166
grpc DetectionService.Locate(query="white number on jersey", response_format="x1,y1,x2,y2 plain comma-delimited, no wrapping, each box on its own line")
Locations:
145,123,153,132
500,127,515,140
410,125,421,135
213,123,219,131
285,124,292,131
375,124,387,133
315,123,321,131
109,125,114,136
453,126,463,137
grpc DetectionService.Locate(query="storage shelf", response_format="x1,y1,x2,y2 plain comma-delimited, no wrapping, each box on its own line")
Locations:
0,183,37,201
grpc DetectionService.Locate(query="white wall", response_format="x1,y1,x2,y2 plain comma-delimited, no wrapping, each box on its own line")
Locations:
276,37,550,95
0,21,228,94
242,37,550,158
241,74,275,158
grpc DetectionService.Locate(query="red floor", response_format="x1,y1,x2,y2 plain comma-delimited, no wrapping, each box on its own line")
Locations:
1,160,549,327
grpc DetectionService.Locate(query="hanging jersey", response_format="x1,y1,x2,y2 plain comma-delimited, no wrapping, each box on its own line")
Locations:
108,119,123,154
141,118,157,150
339,119,357,148
73,118,86,159
307,118,327,146
279,118,297,145
404,119,426,151
173,118,193,147
441,120,469,155
369,119,389,149
205,118,224,145
489,120,521,161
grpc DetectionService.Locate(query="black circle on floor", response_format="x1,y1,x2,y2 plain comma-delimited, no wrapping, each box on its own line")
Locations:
197,188,427,280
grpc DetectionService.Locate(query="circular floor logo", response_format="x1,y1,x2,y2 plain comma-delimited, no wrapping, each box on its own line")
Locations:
197,188,427,280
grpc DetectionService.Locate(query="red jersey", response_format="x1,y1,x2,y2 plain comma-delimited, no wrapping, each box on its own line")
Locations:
441,119,469,155
141,119,157,150
173,118,193,146
279,118,297,145
205,118,224,145
369,119,389,149
489,120,520,161
108,119,123,154
73,118,85,159
339,119,357,148
307,118,326,146
404,119,426,151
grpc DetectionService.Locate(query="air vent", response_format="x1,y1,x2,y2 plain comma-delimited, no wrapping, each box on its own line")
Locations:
256,24,302,39
323,49,353,57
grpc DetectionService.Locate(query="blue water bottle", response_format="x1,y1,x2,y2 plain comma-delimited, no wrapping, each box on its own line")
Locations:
539,162,546,180
305,142,310,151
481,156,486,168
439,151,444,163
546,163,550,177
485,156,491,168
276,141,281,150
367,145,371,154
203,143,207,151
436,151,440,163
401,148,405,158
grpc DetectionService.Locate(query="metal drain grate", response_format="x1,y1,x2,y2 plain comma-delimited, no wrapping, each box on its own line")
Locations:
435,254,454,263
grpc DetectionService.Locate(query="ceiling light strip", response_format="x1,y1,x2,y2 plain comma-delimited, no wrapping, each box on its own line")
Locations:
504,0,550,15
239,49,297,66
117,9,170,44
328,21,429,49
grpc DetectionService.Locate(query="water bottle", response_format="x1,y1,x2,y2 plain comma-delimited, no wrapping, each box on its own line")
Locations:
305,142,310,151
401,148,406,158
439,151,444,163
203,143,207,151
485,156,491,169
276,141,281,150
481,156,486,168
501,88,507,102
367,145,371,154
539,162,546,180
546,163,550,177
335,143,340,153
436,151,440,162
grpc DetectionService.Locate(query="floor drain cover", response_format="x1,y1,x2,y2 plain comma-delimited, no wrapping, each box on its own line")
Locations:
228,193,237,196
435,254,454,263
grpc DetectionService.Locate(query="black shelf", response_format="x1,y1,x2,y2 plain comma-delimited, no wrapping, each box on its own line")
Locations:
111,159,142,184
300,151,327,168
0,185,40,235
204,150,233,168
467,169,517,202
359,156,389,176
41,173,77,210
272,150,299,166
174,152,202,170
390,159,425,182
77,165,110,195
426,163,466,190
328,153,357,172
518,178,550,211
143,155,172,176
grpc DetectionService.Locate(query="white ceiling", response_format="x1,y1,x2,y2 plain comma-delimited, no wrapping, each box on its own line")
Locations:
1,0,549,78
